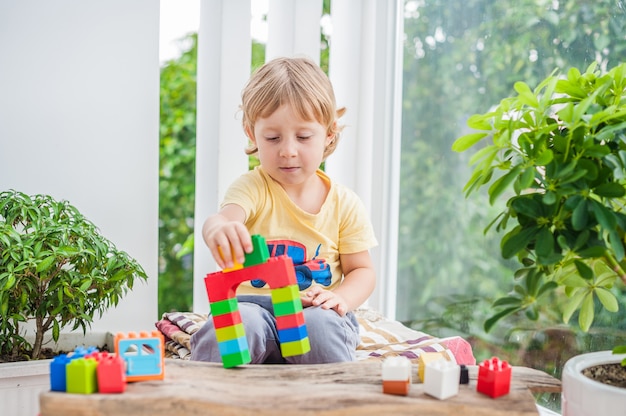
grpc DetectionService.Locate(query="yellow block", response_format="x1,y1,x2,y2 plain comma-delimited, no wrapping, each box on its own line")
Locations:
418,351,450,382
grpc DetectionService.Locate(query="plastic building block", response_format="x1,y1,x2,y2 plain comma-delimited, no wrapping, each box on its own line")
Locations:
96,352,126,393
115,331,165,382
460,364,469,384
417,351,451,382
66,357,98,394
381,356,412,396
50,354,71,392
203,235,310,368
243,234,270,267
423,360,461,400
476,356,512,398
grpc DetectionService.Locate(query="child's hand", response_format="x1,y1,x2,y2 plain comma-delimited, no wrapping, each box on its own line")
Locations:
203,221,252,270
301,286,348,317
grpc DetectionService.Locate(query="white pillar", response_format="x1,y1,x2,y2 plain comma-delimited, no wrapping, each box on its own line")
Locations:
327,0,403,318
266,0,323,63
193,0,252,313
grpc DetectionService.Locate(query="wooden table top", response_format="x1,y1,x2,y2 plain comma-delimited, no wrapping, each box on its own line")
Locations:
39,358,561,416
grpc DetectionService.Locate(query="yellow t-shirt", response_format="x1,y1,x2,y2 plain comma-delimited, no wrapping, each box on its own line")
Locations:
221,166,378,295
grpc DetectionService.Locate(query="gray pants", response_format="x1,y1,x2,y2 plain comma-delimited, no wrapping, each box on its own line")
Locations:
190,295,360,364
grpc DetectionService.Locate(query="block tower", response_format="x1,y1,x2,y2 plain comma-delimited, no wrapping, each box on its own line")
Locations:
204,234,311,368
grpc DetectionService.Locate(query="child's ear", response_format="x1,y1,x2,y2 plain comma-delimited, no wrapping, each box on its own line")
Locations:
326,121,337,145
245,125,256,143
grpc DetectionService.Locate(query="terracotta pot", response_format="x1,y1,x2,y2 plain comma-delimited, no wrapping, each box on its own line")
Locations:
562,350,626,416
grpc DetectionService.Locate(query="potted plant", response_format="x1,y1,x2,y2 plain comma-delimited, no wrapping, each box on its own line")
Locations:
0,190,148,413
452,62,626,415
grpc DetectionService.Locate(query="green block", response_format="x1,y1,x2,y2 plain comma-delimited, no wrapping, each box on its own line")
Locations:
244,234,270,267
215,323,246,342
271,285,300,304
280,337,311,357
273,298,303,317
210,297,239,316
222,349,252,368
66,358,98,394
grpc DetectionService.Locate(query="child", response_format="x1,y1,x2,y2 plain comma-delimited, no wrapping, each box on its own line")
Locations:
190,56,378,364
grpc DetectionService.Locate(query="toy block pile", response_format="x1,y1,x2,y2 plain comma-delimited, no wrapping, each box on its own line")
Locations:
204,234,310,368
50,331,164,394
381,354,511,401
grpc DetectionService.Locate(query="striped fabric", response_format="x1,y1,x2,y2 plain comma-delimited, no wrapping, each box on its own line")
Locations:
154,307,476,365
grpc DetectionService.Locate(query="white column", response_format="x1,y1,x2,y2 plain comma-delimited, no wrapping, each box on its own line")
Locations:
193,0,252,313
266,0,323,63
327,0,403,319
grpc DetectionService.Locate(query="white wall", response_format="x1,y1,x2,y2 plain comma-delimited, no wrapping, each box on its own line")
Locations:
0,1,160,333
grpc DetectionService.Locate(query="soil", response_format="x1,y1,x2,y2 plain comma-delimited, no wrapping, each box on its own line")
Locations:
0,345,111,363
0,347,64,363
582,363,626,388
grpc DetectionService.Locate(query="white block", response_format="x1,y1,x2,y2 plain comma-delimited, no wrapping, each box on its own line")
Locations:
382,356,412,382
423,360,460,400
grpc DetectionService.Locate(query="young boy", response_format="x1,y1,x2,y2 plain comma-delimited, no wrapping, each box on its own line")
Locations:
191,57,377,364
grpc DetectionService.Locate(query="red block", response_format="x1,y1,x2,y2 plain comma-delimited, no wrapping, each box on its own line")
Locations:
97,353,127,394
213,311,243,329
275,311,306,330
476,357,511,398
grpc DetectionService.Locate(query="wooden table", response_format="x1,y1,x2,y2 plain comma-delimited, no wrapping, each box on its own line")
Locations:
39,359,561,416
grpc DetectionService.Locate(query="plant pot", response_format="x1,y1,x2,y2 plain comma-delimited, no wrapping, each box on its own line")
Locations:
0,359,51,416
562,350,626,416
0,331,112,416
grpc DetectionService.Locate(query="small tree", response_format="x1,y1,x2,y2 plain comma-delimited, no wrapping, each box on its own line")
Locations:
0,190,148,359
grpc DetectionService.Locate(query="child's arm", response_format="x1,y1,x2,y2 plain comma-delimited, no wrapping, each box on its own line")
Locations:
303,250,376,316
201,204,253,269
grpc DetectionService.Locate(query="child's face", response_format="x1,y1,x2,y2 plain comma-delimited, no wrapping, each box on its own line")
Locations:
249,104,333,189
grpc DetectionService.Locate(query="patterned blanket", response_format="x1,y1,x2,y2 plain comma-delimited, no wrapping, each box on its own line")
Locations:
154,307,476,365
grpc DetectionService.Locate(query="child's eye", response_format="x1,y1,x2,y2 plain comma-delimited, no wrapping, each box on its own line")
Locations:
297,136,312,140
266,136,279,141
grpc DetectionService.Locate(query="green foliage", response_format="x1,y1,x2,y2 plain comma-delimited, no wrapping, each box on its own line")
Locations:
0,190,147,359
453,62,626,332
159,34,198,314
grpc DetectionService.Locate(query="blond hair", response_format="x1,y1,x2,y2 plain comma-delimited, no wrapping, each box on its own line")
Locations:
241,57,345,160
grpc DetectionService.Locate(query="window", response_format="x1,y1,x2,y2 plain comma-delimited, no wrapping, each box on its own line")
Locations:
397,1,626,410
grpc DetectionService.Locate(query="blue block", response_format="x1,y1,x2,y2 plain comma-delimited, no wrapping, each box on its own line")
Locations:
118,338,163,377
277,325,308,343
218,336,249,356
50,354,71,392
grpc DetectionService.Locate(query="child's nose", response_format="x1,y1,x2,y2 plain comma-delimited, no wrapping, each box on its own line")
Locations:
279,138,298,157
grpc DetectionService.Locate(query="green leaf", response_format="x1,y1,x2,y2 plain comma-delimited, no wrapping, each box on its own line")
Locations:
591,200,617,230
36,255,56,273
492,296,523,308
452,132,488,152
535,227,555,260
502,226,539,258
579,292,595,332
484,306,522,333
595,288,619,312
594,183,626,198
488,166,522,205
572,198,589,230
534,149,554,166
574,260,594,280
609,229,625,261
613,345,626,354
563,289,586,324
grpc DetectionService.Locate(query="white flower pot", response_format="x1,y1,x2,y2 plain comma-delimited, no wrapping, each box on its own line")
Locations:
0,331,112,416
0,359,51,416
562,350,626,416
